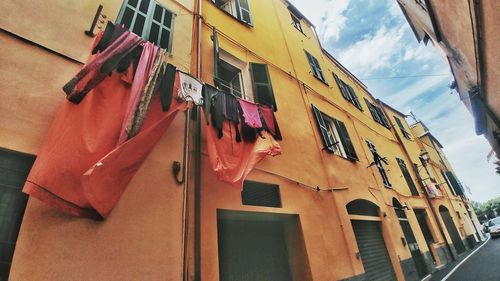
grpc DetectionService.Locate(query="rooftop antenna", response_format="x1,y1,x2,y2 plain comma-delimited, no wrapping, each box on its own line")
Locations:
409,111,419,123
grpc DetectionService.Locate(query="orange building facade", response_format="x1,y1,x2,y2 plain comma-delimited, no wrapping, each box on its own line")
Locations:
0,0,483,280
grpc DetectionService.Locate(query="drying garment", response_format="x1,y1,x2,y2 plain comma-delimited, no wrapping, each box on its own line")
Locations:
23,67,187,219
63,31,142,104
92,22,126,55
206,119,281,188
128,48,169,138
159,63,177,112
425,184,442,198
202,84,219,125
238,99,262,128
117,42,158,145
177,71,203,105
259,105,282,141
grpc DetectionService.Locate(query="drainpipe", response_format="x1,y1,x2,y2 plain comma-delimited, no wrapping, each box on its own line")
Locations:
376,100,455,263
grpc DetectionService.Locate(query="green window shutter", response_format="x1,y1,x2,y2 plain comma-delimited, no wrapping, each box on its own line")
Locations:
394,116,411,138
311,105,334,152
397,158,419,196
333,73,349,100
212,26,220,81
305,51,325,82
236,0,252,25
333,119,358,160
250,63,277,111
365,98,381,123
375,106,390,128
346,84,363,110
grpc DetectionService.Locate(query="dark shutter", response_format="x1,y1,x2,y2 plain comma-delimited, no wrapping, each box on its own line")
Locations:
365,98,381,123
213,26,220,81
333,73,349,100
0,148,35,280
394,116,411,138
439,207,466,254
333,119,358,160
346,84,363,110
444,171,464,196
249,63,277,111
351,220,398,281
397,158,419,196
311,104,334,152
241,181,281,207
375,106,390,128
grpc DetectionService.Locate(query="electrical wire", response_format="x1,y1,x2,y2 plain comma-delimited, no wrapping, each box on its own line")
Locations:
359,73,449,81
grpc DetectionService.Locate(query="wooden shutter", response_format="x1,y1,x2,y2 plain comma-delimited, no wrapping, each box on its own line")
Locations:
397,158,419,196
374,106,390,128
365,98,381,123
333,119,358,160
346,84,363,110
236,0,252,24
333,73,349,100
212,26,220,81
311,104,334,152
249,63,277,111
394,116,410,138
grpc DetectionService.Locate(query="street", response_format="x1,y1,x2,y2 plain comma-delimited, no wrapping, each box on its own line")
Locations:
431,236,500,281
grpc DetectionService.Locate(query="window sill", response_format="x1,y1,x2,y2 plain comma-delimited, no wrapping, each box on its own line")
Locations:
210,3,253,28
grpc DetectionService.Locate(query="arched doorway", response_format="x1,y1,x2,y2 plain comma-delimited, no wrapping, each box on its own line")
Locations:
347,199,397,281
439,205,466,255
393,198,429,279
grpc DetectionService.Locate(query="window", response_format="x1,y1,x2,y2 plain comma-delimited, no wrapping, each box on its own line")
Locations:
442,171,465,196
333,73,363,110
290,13,303,33
117,0,175,51
311,105,358,160
242,181,281,208
213,34,278,110
211,0,253,25
364,98,391,128
394,116,411,139
305,51,326,83
396,157,419,196
366,141,391,187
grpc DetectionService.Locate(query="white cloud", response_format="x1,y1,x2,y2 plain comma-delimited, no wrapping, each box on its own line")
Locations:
289,0,350,43
336,25,407,75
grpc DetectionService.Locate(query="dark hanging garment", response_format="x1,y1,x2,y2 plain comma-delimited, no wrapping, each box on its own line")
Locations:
63,30,143,103
259,105,282,141
159,63,177,112
211,92,225,138
91,22,125,54
203,84,219,125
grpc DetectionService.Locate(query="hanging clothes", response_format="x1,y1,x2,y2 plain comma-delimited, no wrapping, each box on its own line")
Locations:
177,71,203,105
259,105,282,141
117,41,158,145
63,30,143,104
128,48,169,138
202,84,219,125
205,119,281,189
159,63,177,112
24,37,188,219
238,99,262,129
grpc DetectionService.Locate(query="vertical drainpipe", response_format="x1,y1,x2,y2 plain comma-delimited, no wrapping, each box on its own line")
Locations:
376,100,455,263
182,0,202,280
193,0,203,280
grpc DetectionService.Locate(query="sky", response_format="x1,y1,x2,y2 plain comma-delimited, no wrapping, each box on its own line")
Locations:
289,0,499,202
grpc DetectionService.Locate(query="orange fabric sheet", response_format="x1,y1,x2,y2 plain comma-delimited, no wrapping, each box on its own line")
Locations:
205,117,281,188
23,66,187,219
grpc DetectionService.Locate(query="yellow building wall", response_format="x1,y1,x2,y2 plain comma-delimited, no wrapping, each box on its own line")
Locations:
2,0,195,280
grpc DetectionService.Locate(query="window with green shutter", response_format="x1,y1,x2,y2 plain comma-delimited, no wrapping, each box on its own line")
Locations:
364,98,391,129
396,158,419,196
394,116,411,139
333,73,363,111
366,141,392,187
312,105,358,160
117,0,175,51
211,0,253,25
305,51,326,83
250,63,277,110
443,171,464,196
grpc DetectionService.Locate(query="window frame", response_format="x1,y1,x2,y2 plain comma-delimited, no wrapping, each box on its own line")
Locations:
116,0,175,52
394,116,412,139
396,157,419,196
305,51,327,83
333,73,363,111
364,98,391,129
290,12,303,33
210,0,253,26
